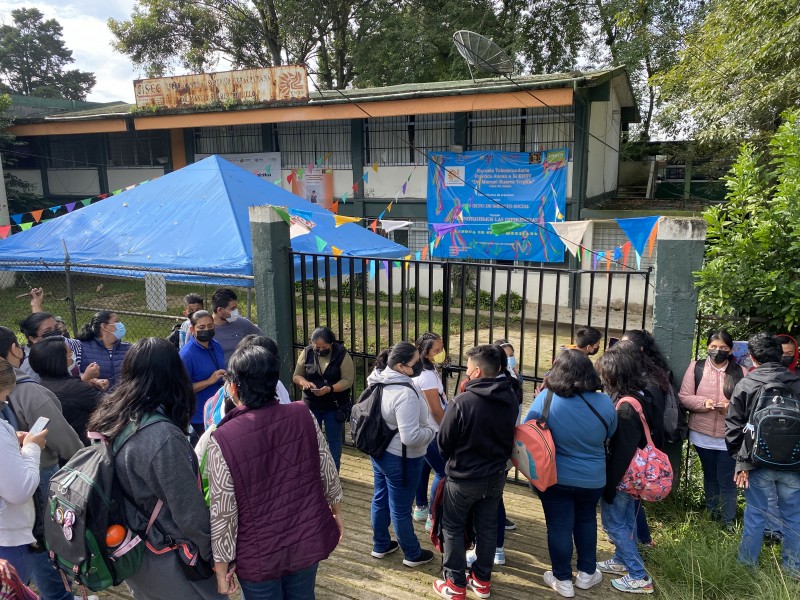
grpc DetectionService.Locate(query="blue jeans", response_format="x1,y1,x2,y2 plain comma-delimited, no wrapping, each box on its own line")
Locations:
239,562,318,600
0,545,32,584
311,409,342,471
32,464,73,600
538,484,604,581
600,492,648,579
415,439,445,508
371,452,425,560
634,500,651,544
694,445,738,525
739,469,800,573
766,487,783,535
442,472,506,587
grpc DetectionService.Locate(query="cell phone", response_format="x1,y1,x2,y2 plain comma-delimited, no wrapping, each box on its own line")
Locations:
28,416,50,436
608,337,619,349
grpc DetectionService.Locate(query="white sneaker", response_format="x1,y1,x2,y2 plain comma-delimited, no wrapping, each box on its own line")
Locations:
575,569,603,590
75,596,99,600
543,571,575,598
597,557,628,574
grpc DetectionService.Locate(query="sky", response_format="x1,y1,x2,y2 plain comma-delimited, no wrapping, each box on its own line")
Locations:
0,0,142,103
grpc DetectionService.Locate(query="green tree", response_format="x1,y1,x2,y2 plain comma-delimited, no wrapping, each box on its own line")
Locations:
0,94,41,214
657,0,800,145
0,8,96,101
695,109,800,332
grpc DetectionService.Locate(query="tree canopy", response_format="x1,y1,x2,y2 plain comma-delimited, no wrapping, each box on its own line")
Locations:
0,8,96,101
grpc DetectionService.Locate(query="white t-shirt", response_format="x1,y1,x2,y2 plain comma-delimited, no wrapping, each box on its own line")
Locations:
413,368,447,431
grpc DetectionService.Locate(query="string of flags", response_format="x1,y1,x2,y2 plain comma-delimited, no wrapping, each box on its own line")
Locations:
0,179,154,240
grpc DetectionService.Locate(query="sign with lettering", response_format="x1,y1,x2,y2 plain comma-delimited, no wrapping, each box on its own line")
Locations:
133,66,309,109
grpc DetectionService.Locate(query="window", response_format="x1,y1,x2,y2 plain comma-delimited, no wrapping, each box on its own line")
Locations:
48,135,102,169
194,124,265,155
107,131,170,167
276,120,352,169
467,108,574,156
365,114,454,166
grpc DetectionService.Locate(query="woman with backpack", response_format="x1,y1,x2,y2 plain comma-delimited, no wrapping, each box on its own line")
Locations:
368,342,437,568
86,338,223,600
678,329,746,528
524,350,617,598
596,347,662,595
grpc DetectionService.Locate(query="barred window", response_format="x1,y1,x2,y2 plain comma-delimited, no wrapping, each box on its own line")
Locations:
365,114,454,166
467,108,574,157
107,131,170,167
48,134,102,169
276,120,352,169
194,124,264,155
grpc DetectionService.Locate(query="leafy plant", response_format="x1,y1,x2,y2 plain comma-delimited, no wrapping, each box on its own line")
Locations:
431,290,444,306
495,292,524,313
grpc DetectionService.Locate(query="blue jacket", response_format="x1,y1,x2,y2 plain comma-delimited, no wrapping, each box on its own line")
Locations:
525,390,617,489
179,336,225,424
78,338,131,390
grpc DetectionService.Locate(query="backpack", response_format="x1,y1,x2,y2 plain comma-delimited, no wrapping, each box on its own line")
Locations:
747,383,800,470
615,396,673,501
511,389,557,492
166,322,181,350
349,381,414,458
44,413,169,592
428,475,474,554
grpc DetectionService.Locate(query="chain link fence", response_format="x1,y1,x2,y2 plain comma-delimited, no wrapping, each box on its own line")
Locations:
0,262,254,345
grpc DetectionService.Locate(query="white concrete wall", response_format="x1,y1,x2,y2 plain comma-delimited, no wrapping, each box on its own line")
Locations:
107,168,165,190
46,169,101,196
7,169,43,196
364,166,427,199
586,90,621,199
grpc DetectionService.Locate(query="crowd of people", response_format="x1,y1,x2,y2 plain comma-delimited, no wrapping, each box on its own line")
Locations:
0,284,799,600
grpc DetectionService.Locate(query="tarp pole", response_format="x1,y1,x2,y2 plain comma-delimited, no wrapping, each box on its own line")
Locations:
61,240,79,336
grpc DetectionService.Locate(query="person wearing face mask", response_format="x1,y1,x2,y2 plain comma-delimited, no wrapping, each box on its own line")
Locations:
678,329,747,528
495,339,519,379
75,310,131,390
776,334,798,374
367,342,436,568
177,293,205,350
180,311,226,436
411,333,449,531
576,326,603,357
293,327,354,471
210,288,261,365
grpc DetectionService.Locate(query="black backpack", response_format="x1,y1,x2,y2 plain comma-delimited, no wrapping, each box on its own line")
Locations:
748,382,800,470
349,381,414,458
44,413,169,592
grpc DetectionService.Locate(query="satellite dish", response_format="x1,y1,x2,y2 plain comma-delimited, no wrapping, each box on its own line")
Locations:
453,30,514,80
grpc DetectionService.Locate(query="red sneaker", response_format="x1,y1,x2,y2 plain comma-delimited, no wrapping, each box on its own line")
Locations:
467,573,492,599
433,578,467,600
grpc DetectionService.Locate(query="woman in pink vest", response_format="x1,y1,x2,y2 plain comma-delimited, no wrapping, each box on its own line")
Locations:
209,345,343,598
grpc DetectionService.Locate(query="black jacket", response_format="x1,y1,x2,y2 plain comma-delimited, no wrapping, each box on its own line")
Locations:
725,363,800,471
604,391,662,503
438,375,518,480
38,376,104,445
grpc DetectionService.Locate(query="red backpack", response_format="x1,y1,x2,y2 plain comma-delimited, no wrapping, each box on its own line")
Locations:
511,389,558,492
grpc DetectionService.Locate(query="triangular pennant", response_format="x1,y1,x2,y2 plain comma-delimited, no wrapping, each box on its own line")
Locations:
315,156,323,167
274,207,291,225
368,260,376,280
287,172,295,184
323,151,332,162
583,247,592,266
315,236,327,252
380,220,412,233
370,219,378,233
605,253,611,271
273,178,283,186
382,260,389,274
576,245,582,264
296,167,305,179
378,211,386,221
19,222,33,231
548,220,590,257
331,246,343,257
372,162,379,173
362,172,369,183
289,209,315,221
289,220,312,239
331,201,339,215
421,246,428,261
66,202,77,213
613,246,623,261
386,201,393,213
10,214,22,225
31,210,44,223
429,241,435,255
593,251,602,270
615,216,660,257
334,215,360,227
622,242,631,268
0,225,10,239
432,223,464,236
490,221,524,235
647,221,659,258
415,251,421,260
341,193,348,204
401,182,407,195
81,199,92,207
393,260,401,268
403,255,411,271
49,206,60,214
434,235,442,249
111,189,123,195
352,181,359,193
635,250,642,269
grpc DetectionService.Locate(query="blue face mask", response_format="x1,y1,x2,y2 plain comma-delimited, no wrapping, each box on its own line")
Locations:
507,356,517,369
113,322,126,340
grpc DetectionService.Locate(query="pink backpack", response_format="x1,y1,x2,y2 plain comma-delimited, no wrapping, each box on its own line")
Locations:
512,389,558,492
615,396,673,502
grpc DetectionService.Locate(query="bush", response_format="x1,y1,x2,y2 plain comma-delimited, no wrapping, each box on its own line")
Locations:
432,290,444,306
466,290,494,311
294,280,318,294
495,292,524,313
340,276,363,298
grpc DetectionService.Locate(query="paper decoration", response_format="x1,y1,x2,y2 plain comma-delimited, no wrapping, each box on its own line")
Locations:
582,247,591,266
548,220,590,257
289,209,315,221
401,182,407,195
622,242,631,267
352,182,359,193
296,167,305,179
340,193,348,204
647,222,659,257
605,254,611,271
19,223,33,231
10,214,22,225
593,251,605,270
331,246,343,257
379,220,412,233
287,172,295,184
0,225,10,239
613,246,622,261
334,215,360,227
432,223,464,236
274,207,291,225
66,202,76,213
112,189,122,195
372,162,379,173
635,250,642,269
382,260,389,274
81,199,92,207
315,236,327,252
368,260,376,280
370,219,378,233
429,241,435,255
289,220,312,239
362,172,369,183
331,201,339,215
30,210,44,223
421,246,428,261
615,216,660,258
414,251,421,260
315,156,323,167
490,221,524,235
386,201,393,213
49,206,60,214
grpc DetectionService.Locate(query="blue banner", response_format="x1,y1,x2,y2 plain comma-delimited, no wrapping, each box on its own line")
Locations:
427,149,568,261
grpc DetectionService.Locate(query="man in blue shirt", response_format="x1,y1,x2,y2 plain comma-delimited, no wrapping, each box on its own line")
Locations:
179,310,225,435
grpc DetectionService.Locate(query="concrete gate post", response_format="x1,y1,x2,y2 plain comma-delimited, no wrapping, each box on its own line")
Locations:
249,205,294,385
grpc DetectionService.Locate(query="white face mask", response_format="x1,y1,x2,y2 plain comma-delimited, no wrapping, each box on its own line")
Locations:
225,309,240,323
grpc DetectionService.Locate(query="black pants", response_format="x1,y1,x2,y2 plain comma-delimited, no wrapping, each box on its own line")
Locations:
442,471,506,587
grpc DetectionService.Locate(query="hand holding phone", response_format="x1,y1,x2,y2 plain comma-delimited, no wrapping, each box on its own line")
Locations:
28,416,50,436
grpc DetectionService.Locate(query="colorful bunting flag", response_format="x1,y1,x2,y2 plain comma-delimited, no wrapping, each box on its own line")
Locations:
296,167,305,179
334,215,360,227
421,246,428,261
19,223,33,231
341,193,348,204
274,207,291,225
382,260,389,274
605,254,611,271
615,216,660,258
362,172,369,183
429,241,435,255
549,220,591,258
622,242,631,267
368,260,376,280
81,199,92,207
0,225,10,239
287,172,295,184
635,250,642,269
613,246,623,261
112,189,122,195
431,223,464,236
289,209,315,221
370,219,378,233
647,222,659,257
331,246,343,257
414,251,421,260
289,220,312,239
352,181,359,193
380,220,412,233
49,206,60,214
66,202,76,213
331,201,339,215
31,210,44,223
315,236,327,252
372,162,379,173
490,221,524,235
401,182,407,195
10,214,22,225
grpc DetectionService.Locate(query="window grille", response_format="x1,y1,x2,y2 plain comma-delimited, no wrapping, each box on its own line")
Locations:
365,114,454,166
194,124,264,155
276,120,352,169
467,108,574,157
107,131,170,167
48,135,102,169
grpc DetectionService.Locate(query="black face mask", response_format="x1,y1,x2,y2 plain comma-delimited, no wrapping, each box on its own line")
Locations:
196,329,215,343
315,348,331,357
707,349,730,364
780,355,794,367
41,329,63,339
587,346,599,356
407,361,423,377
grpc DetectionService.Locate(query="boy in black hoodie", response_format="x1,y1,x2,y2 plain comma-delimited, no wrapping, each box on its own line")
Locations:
433,345,518,600
725,332,800,575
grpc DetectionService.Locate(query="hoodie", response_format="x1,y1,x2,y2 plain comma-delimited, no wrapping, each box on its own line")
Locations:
0,419,41,547
725,362,800,471
778,333,798,374
366,368,436,459
437,375,518,480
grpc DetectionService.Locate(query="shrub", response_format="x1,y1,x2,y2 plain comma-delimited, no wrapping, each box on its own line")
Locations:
466,290,494,311
495,292,524,313
432,290,444,306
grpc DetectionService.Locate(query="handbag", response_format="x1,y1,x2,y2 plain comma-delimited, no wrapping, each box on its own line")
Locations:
334,396,353,423
615,396,673,502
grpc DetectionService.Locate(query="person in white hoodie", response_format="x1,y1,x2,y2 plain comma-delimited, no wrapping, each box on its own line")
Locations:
0,357,47,586
368,342,437,568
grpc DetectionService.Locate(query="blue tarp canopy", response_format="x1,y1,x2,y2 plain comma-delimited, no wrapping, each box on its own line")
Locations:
0,156,408,285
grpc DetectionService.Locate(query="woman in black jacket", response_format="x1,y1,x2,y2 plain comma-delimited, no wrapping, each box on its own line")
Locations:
595,348,660,595
28,336,103,445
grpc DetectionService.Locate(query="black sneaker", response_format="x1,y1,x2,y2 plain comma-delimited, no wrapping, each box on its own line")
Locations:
371,540,400,558
403,548,435,567
504,518,516,531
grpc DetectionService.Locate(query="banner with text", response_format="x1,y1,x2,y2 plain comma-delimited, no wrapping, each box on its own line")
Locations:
195,152,281,183
427,149,568,261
